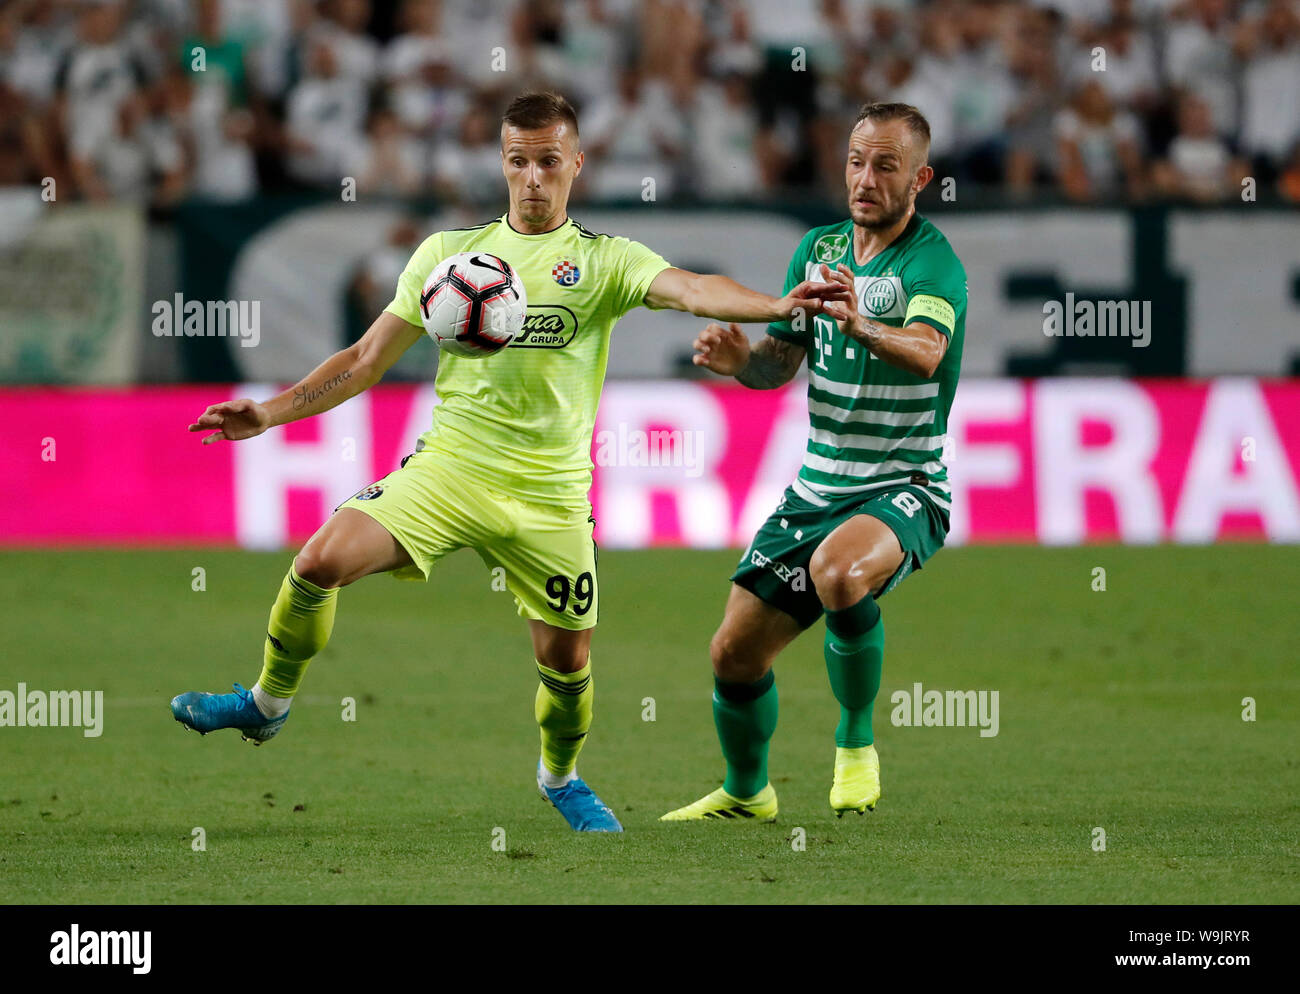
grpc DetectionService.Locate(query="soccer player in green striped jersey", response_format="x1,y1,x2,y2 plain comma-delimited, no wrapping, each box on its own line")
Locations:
172,92,839,833
663,103,967,823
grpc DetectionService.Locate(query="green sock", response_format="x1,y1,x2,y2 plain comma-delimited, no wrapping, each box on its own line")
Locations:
257,567,339,698
713,671,778,799
535,659,593,777
824,595,883,748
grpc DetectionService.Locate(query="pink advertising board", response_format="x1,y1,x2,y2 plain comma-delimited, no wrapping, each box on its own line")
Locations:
3,379,1299,548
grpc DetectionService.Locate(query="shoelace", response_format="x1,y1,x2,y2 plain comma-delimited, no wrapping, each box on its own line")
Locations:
229,683,254,710
557,782,616,823
553,780,592,799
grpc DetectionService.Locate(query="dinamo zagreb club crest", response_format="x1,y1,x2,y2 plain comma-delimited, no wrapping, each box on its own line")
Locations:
552,259,581,286
812,233,850,265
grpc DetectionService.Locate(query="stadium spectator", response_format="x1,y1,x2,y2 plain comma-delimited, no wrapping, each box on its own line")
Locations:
639,0,707,87
389,49,465,143
1236,0,1300,181
69,89,185,204
499,1,572,98
582,66,683,199
442,0,520,90
384,0,450,91
553,0,625,108
432,98,518,204
312,0,380,88
950,2,1017,184
344,104,425,196
892,10,962,169
871,54,958,173
705,0,764,80
179,0,251,109
1075,15,1159,111
1152,92,1246,200
1054,78,1145,200
2,0,72,109
1005,5,1067,194
1163,0,1239,138
56,0,148,199
191,106,260,202
284,39,368,187
697,2,775,190
220,0,298,101
681,69,765,198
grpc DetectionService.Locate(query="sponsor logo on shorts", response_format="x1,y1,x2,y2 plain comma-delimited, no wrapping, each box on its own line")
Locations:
750,550,806,590
356,485,383,500
512,304,579,349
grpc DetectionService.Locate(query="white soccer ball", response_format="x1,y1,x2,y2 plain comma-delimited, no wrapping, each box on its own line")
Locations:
418,251,527,358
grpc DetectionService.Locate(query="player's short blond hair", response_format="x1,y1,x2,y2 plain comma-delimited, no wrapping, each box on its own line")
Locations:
852,102,931,164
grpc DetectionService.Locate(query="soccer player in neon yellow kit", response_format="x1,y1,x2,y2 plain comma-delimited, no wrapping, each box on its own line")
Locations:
171,92,838,832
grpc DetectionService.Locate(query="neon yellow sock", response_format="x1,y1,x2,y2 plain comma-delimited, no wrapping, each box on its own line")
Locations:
256,567,339,698
535,659,593,777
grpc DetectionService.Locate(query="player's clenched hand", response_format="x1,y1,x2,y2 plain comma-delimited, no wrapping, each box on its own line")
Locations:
188,399,271,445
779,277,846,322
817,263,866,339
693,322,751,376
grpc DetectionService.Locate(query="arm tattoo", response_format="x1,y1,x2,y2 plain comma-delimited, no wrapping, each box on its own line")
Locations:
292,370,352,410
736,337,806,390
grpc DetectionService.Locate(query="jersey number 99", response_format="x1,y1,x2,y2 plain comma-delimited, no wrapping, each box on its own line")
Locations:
546,572,594,616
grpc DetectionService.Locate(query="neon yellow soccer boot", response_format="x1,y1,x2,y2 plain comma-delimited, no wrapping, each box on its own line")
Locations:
660,784,778,823
830,745,880,815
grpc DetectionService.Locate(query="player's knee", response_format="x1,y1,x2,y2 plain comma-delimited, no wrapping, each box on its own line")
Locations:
532,624,590,673
292,547,346,590
809,547,874,610
709,630,765,683
536,642,588,674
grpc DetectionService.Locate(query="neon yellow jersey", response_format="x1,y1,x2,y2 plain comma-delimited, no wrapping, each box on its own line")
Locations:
386,214,671,508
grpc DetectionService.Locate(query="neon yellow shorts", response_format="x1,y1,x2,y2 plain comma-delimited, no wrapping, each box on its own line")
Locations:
336,449,599,631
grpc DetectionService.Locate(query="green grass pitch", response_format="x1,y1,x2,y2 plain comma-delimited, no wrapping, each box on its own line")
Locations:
1,545,1296,904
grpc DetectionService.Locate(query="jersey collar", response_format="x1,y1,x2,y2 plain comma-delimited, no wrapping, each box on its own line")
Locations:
851,211,921,267
502,213,572,237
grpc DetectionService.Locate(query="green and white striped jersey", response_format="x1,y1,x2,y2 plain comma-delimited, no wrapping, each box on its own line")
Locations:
767,213,967,519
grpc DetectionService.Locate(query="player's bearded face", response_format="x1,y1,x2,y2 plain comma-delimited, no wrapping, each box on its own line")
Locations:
844,122,925,231
501,122,583,228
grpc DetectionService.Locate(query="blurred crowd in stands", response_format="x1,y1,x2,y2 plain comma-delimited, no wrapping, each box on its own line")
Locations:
3,0,1300,207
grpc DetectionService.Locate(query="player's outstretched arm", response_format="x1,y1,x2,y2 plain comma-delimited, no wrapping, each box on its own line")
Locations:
188,311,425,445
818,263,949,379
643,267,841,324
693,322,806,389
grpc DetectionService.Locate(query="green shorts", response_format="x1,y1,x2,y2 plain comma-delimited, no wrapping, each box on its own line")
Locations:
336,448,599,631
731,483,948,629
